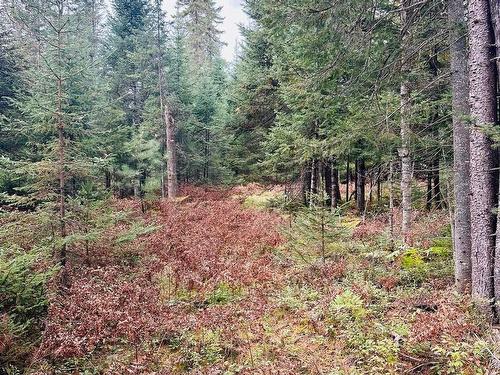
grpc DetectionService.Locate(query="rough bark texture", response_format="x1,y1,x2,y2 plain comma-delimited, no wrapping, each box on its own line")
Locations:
165,106,178,199
449,0,472,293
400,1,413,244
468,0,497,311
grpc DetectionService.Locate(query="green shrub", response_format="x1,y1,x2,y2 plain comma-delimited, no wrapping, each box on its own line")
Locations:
0,246,56,328
276,284,320,311
432,339,489,375
329,290,366,321
173,329,226,370
0,245,57,369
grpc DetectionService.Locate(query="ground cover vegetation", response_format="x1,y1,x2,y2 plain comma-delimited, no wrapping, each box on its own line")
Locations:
1,0,500,373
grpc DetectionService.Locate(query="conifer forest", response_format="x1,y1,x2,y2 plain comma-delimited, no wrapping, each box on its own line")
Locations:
4,0,500,373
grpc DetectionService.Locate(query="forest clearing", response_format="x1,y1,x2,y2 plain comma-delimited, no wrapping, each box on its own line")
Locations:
2,184,494,373
3,0,500,373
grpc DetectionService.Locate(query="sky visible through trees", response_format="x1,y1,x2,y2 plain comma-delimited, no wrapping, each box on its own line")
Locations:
165,0,247,61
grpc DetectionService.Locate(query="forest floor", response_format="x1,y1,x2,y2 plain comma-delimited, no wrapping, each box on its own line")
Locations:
17,185,496,374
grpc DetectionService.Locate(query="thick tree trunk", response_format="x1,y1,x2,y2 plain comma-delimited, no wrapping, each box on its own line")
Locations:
356,158,366,212
165,106,178,199
449,0,472,293
400,0,413,244
468,0,497,315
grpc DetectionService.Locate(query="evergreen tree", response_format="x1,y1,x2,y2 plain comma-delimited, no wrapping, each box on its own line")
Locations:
224,0,279,181
176,0,229,183
177,0,224,66
8,0,97,269
105,0,161,196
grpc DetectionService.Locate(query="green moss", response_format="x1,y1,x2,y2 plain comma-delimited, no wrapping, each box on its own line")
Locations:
401,248,425,271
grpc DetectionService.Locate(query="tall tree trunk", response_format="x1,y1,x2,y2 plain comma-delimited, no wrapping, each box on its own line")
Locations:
56,3,66,269
399,81,412,242
400,0,413,245
356,158,366,213
165,106,178,199
468,0,497,316
156,1,167,199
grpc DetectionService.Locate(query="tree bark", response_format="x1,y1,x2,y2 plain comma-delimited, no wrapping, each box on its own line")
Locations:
56,2,66,269
399,0,413,245
449,0,472,293
165,106,178,199
468,0,497,315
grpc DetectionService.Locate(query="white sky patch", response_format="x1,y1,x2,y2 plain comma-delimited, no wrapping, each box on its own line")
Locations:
164,0,248,62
